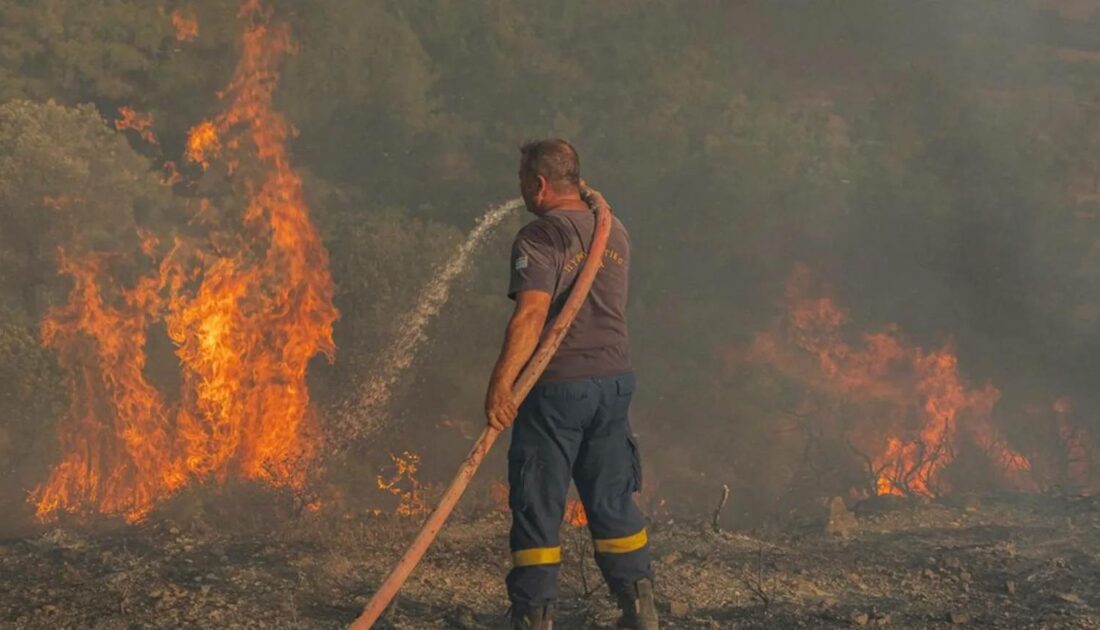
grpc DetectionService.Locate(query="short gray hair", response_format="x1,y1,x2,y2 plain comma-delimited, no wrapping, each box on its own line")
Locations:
519,139,580,192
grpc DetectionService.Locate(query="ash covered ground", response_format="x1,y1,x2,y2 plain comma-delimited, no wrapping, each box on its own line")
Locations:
3,494,1100,629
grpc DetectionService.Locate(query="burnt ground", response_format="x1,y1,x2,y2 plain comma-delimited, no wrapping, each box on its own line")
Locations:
3,494,1100,629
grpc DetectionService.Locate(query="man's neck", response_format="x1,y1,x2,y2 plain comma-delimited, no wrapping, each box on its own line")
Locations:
539,194,587,214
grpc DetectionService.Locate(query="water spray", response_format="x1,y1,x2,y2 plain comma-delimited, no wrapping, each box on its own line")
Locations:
336,198,524,446
349,188,614,629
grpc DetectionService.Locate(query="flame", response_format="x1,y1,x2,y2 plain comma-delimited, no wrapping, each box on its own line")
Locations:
184,121,219,170
750,265,1031,498
564,499,588,527
34,249,186,522
34,0,337,522
115,107,158,145
486,480,589,526
377,451,430,517
171,8,199,42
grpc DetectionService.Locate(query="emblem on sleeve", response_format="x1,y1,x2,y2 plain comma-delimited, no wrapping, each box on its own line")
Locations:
514,255,529,271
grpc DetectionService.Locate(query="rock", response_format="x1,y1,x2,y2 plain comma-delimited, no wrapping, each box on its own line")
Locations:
948,611,971,624
660,551,681,565
943,557,962,570
1005,580,1016,595
851,611,870,626
825,497,859,538
922,568,938,580
668,600,690,617
1057,592,1084,605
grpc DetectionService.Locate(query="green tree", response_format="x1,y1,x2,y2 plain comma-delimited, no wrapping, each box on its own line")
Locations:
0,99,170,314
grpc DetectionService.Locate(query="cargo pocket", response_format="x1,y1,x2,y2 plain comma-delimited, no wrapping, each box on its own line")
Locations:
626,432,642,493
508,451,537,512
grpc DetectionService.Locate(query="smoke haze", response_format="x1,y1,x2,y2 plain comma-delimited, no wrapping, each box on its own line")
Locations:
2,0,1100,531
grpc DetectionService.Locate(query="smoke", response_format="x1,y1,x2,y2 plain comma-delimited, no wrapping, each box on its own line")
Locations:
2,1,1100,530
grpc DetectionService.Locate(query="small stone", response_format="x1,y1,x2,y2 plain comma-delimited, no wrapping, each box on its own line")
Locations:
825,497,859,538
948,611,971,624
874,612,893,625
1058,592,1084,605
668,600,690,617
959,571,971,582
200,585,212,595
923,568,938,580
660,551,681,564
943,557,962,570
169,527,181,535
1005,580,1016,595
851,611,870,626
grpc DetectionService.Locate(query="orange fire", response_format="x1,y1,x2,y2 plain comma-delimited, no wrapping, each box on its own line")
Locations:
488,480,588,526
564,499,588,527
115,107,158,145
377,451,430,517
171,8,199,42
184,121,219,170
33,0,337,522
750,266,1032,497
33,250,187,522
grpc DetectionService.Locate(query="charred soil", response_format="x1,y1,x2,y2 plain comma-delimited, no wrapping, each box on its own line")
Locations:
2,494,1100,628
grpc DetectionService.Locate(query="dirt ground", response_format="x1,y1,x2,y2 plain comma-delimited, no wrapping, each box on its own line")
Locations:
3,493,1100,629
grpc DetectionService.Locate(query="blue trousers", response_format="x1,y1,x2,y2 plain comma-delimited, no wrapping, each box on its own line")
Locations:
506,371,652,607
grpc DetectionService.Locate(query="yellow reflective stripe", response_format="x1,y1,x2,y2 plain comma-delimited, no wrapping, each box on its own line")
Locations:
593,529,648,554
512,547,562,567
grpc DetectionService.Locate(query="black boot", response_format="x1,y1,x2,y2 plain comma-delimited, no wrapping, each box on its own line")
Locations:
615,578,659,629
511,603,554,629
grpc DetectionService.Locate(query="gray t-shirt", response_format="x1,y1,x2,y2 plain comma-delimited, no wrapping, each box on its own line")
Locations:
508,207,631,382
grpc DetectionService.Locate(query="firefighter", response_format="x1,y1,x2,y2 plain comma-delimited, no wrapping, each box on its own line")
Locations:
485,139,658,629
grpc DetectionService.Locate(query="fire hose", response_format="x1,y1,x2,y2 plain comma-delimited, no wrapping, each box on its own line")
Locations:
350,187,613,629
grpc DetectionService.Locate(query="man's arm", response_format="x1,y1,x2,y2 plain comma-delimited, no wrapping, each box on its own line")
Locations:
485,290,551,430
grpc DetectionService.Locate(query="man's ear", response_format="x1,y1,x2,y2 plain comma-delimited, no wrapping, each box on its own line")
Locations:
535,174,549,197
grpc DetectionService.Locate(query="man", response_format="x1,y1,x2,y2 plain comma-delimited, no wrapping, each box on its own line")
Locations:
485,139,658,630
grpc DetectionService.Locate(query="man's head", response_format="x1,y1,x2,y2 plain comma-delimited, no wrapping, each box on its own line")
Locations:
518,139,581,214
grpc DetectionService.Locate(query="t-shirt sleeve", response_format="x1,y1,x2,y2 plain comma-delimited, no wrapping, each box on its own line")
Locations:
508,223,558,299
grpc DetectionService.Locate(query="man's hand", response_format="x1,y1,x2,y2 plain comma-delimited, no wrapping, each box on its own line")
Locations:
485,290,551,432
485,380,518,431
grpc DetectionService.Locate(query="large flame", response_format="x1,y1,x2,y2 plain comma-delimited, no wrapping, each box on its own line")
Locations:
33,0,337,522
750,266,1032,497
